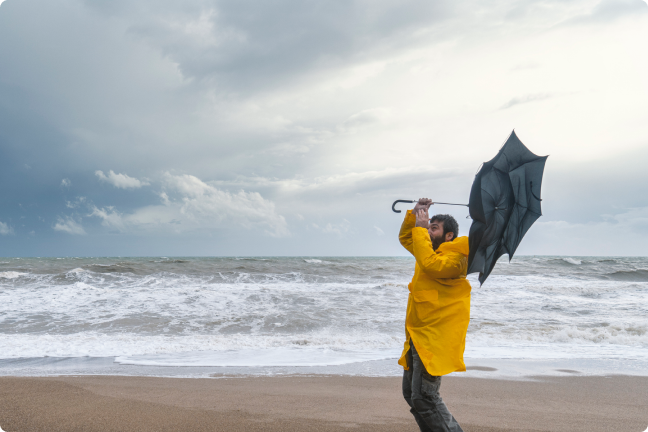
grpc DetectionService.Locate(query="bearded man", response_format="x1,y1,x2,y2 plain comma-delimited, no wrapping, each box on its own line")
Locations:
398,197,471,432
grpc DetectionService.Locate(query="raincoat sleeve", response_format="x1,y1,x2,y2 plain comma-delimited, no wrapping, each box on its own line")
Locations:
398,210,416,254
412,227,463,278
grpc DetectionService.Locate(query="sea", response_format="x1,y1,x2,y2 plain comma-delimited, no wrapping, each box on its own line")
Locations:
1,256,647,379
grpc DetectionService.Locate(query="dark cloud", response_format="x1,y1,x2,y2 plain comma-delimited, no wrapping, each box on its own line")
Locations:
82,0,455,91
561,0,648,25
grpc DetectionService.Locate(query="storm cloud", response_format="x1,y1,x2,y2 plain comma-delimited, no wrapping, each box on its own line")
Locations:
0,0,646,256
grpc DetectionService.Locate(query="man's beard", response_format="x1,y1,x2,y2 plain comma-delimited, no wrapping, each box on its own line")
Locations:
431,233,445,250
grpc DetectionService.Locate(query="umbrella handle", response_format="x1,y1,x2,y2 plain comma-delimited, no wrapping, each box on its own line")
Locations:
392,200,415,213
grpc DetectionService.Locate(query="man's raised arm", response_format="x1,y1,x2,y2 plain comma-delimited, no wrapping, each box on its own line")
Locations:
399,198,432,255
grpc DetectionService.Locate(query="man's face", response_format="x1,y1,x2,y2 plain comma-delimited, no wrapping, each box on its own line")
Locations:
428,220,446,250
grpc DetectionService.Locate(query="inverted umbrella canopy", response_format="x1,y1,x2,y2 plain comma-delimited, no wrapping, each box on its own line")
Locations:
467,130,548,284
389,130,546,284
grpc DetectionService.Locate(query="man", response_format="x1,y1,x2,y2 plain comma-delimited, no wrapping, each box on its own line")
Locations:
398,197,471,432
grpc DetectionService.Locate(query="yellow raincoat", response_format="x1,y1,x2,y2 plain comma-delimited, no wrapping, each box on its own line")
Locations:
397,210,472,376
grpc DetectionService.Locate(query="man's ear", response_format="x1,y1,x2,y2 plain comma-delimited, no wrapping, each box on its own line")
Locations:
445,232,454,242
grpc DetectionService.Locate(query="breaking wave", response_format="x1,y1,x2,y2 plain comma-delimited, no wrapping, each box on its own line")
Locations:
0,256,646,366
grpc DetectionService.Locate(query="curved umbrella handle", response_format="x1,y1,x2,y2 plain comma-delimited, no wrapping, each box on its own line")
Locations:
392,200,415,213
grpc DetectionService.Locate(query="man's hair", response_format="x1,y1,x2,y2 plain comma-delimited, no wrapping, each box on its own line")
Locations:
430,214,459,241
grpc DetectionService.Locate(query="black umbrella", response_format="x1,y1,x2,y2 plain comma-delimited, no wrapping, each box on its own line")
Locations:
391,130,547,285
467,131,547,284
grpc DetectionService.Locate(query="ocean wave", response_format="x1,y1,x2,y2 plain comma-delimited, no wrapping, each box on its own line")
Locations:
1,256,647,364
0,332,403,359
85,264,140,274
0,276,408,335
548,257,582,266
115,347,400,367
562,258,582,265
469,323,648,347
0,271,28,279
379,282,408,288
68,268,87,274
304,259,332,264
234,258,269,261
2,328,647,363
604,269,648,282
152,259,189,264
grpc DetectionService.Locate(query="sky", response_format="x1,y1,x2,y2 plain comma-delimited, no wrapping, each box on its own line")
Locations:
0,0,647,257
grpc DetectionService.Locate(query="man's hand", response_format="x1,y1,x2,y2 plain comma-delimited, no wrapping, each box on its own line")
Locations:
413,198,433,214
414,198,432,228
415,208,430,229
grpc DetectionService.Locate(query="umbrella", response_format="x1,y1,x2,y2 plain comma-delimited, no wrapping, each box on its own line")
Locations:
468,131,547,284
391,130,547,285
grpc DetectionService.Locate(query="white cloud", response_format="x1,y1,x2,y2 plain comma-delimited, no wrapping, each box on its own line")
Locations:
88,206,126,232
53,217,86,235
95,170,149,189
500,93,553,110
66,197,86,209
338,108,391,132
213,166,463,197
312,219,352,237
0,221,14,235
61,178,71,187
89,173,290,237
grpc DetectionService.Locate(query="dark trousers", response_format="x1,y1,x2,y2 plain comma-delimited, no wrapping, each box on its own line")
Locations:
402,342,464,432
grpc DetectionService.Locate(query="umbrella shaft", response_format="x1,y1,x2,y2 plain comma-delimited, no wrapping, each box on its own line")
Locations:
433,202,469,207
405,200,468,207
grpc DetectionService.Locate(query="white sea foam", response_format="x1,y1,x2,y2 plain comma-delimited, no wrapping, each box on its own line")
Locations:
0,271,27,279
116,347,399,367
68,268,87,274
562,257,582,265
0,256,647,374
0,332,403,359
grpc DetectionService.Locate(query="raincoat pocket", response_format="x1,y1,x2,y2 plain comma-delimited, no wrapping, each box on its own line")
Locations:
407,290,439,329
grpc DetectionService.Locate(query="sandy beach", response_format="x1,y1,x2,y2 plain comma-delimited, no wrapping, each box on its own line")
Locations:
0,374,646,432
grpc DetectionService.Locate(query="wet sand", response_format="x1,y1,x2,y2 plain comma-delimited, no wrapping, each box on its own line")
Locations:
0,375,646,431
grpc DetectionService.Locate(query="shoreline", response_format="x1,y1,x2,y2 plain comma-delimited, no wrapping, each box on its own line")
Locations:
3,356,648,380
1,374,647,432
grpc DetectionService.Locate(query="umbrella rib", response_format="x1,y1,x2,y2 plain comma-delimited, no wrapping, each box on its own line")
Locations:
501,153,510,171
480,188,497,206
